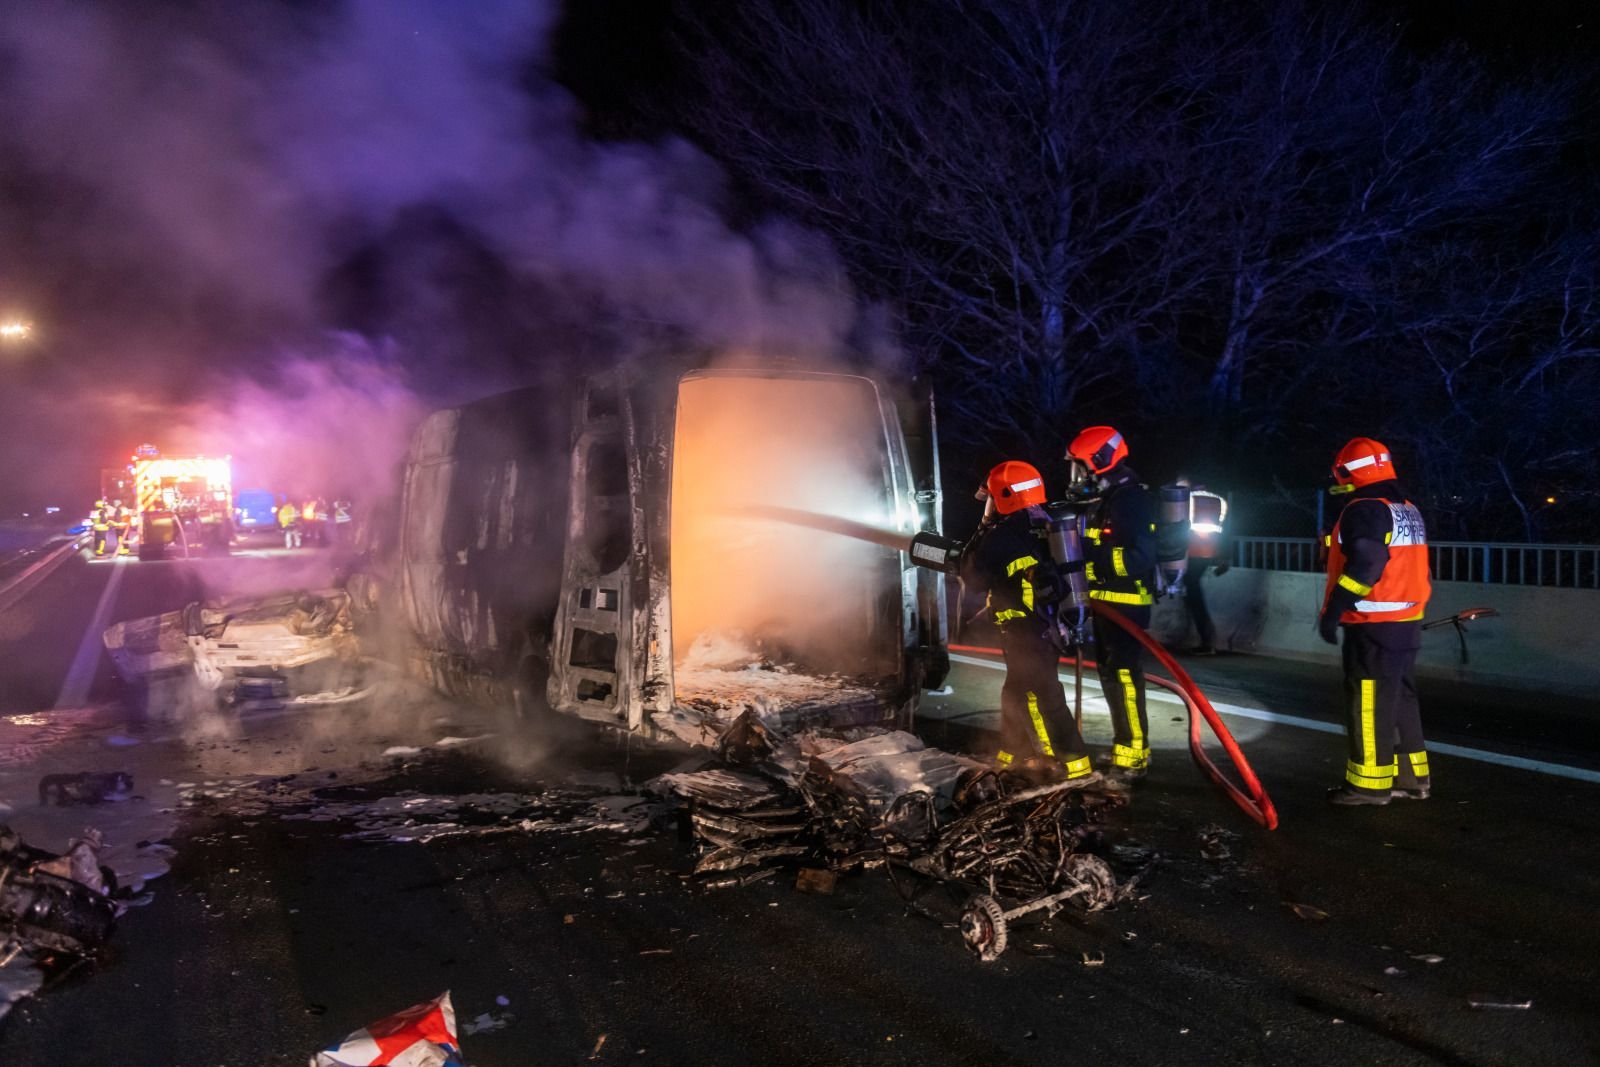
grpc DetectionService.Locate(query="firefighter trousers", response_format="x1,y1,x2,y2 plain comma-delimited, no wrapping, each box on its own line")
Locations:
1341,622,1429,796
1093,606,1151,770
998,625,1091,778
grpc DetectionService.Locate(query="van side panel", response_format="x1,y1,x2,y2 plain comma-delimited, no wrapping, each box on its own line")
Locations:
398,387,572,703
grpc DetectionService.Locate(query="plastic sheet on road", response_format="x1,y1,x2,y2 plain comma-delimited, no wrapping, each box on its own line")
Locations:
311,991,464,1067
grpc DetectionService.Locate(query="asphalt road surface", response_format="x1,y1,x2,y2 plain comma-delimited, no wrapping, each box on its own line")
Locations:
1,549,1597,1066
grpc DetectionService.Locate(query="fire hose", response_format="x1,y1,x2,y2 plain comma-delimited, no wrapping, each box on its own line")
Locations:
951,601,1280,830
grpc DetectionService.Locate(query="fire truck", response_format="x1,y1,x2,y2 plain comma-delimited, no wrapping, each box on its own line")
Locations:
110,446,234,560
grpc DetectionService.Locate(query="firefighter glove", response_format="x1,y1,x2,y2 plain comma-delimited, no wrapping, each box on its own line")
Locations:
1317,611,1339,645
1212,562,1231,576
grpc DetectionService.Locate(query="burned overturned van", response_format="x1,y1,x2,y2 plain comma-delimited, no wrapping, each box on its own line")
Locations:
394,365,949,742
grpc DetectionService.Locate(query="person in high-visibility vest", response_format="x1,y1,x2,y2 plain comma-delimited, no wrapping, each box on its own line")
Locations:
277,500,302,549
1065,426,1157,784
90,500,111,556
112,499,135,556
1319,437,1432,806
1178,478,1230,655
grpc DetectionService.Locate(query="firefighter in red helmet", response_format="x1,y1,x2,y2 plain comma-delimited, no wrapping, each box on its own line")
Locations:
1320,437,1433,806
963,460,1094,782
1064,426,1158,783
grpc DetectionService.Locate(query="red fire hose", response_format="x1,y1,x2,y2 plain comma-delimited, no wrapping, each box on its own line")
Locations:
950,601,1280,830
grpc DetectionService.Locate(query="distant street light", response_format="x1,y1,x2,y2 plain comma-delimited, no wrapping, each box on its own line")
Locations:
0,321,32,340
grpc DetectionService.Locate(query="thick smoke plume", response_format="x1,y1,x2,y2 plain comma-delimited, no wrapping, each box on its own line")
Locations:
0,0,874,511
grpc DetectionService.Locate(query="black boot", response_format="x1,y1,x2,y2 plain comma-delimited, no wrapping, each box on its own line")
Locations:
1326,785,1390,806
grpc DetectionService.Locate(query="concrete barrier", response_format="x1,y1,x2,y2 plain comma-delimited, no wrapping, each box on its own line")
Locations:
1152,568,1600,696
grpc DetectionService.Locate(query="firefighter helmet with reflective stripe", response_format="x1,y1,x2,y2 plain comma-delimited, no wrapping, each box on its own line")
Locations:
1332,437,1394,492
981,460,1046,515
1066,425,1128,475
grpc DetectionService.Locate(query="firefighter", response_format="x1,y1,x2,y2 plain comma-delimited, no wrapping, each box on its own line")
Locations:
110,499,135,556
332,498,353,545
1319,438,1432,806
1065,426,1157,783
90,500,111,556
117,499,139,557
1178,478,1229,655
277,500,302,549
962,460,1094,783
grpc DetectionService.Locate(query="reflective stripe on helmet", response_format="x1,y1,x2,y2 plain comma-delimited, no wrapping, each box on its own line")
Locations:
1340,452,1388,472
1008,477,1042,494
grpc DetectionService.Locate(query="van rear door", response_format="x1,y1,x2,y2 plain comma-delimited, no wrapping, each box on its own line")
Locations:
548,377,653,730
897,382,950,690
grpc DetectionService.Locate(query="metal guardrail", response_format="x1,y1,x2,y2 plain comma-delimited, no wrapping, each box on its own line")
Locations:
1232,536,1600,589
0,534,88,614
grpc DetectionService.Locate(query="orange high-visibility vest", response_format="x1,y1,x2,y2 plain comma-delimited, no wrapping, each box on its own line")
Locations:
1323,498,1431,624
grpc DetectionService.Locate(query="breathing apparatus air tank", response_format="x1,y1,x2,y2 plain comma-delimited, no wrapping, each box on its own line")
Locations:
1154,483,1192,595
1042,501,1091,637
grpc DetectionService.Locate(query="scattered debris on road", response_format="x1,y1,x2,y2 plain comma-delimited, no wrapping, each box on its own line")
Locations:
1286,902,1330,922
0,823,125,1023
37,770,134,806
1197,823,1238,861
650,709,1144,960
311,990,464,1066
1467,994,1533,1011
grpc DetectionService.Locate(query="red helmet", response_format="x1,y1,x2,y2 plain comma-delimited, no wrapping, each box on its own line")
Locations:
982,460,1047,515
1066,425,1128,475
1332,437,1394,492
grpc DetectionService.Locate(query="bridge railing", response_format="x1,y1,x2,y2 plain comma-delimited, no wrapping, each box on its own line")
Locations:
1232,537,1600,589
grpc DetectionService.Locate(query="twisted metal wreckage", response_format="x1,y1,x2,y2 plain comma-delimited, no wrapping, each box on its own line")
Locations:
651,710,1147,962
0,826,120,970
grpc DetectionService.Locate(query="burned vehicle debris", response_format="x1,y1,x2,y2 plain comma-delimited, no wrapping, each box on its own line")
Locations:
389,364,949,742
652,715,1141,962
101,589,363,709
0,826,119,960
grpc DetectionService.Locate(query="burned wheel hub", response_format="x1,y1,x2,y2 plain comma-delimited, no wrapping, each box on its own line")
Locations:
1063,853,1118,911
959,894,1008,962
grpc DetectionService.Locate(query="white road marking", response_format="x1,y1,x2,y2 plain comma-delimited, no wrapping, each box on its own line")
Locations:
946,652,1600,785
54,557,129,709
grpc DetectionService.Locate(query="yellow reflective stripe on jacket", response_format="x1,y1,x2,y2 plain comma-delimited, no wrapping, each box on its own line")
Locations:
1085,527,1102,544
1021,577,1034,611
1337,573,1374,596
996,750,1015,766
1006,555,1040,577
993,608,1028,623
1090,589,1153,606
1112,547,1128,577
1085,562,1098,583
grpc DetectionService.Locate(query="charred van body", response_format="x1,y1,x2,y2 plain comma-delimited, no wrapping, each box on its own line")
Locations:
394,365,949,741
